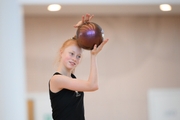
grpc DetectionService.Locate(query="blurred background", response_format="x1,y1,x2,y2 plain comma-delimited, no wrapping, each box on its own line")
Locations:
1,0,180,120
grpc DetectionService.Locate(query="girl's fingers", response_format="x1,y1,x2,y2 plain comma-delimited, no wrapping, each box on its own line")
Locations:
74,21,83,28
98,39,109,49
74,15,85,28
85,14,89,22
74,14,94,28
82,15,85,23
84,14,93,23
91,39,109,54
89,15,94,20
93,44,97,50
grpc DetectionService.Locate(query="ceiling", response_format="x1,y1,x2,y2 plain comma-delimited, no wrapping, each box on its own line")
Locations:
23,4,180,16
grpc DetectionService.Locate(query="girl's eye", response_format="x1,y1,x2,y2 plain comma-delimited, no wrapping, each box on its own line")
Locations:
77,55,81,59
69,52,74,56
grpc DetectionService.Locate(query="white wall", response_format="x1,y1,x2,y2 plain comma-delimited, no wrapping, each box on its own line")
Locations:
25,15,180,120
148,88,180,120
0,0,27,120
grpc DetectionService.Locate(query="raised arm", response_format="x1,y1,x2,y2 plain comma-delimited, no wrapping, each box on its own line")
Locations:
50,14,108,92
50,39,108,92
86,39,109,91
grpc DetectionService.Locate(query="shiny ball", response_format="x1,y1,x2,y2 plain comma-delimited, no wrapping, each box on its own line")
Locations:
76,22,104,50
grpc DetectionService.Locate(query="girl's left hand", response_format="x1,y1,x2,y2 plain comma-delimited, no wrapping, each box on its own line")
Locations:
74,14,94,28
91,39,109,55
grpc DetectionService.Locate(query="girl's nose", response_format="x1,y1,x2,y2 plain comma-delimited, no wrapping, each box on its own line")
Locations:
72,56,77,61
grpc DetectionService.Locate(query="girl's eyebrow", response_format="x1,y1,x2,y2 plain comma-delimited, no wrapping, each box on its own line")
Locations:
72,50,81,55
69,50,74,53
70,50,81,55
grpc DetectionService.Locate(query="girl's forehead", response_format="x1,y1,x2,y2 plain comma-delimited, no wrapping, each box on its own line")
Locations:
65,45,82,53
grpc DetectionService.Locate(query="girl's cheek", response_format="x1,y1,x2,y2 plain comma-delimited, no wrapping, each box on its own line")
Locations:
62,55,70,64
64,54,71,60
65,58,70,64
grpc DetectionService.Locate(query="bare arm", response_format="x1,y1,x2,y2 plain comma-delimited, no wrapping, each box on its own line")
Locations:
50,39,108,92
50,14,108,92
50,55,98,92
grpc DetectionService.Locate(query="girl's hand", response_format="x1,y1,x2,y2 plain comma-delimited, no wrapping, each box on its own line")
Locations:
91,39,109,55
74,14,94,28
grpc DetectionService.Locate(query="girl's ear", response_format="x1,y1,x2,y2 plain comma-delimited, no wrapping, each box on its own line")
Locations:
59,49,64,60
60,49,63,54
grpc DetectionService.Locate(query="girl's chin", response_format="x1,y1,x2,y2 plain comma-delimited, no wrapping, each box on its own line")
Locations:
66,66,76,71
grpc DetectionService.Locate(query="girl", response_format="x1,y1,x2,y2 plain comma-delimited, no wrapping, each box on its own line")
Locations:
49,14,108,120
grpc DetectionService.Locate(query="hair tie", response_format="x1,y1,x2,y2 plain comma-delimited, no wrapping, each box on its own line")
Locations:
72,35,77,40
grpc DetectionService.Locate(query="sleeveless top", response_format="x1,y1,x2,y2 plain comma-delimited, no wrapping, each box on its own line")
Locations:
49,72,85,120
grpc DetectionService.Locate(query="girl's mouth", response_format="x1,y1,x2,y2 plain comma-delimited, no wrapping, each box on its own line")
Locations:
69,61,76,66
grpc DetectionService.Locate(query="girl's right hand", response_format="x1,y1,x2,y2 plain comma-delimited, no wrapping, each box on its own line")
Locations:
74,14,94,28
91,39,109,55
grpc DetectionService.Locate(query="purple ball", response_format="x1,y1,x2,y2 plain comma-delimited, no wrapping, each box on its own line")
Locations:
76,22,104,50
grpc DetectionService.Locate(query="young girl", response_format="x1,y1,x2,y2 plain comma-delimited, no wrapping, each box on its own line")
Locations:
49,14,108,120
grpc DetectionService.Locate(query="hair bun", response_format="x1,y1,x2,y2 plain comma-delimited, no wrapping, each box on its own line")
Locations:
72,35,77,40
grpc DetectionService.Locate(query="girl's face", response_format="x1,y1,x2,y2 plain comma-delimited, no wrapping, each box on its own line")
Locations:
61,45,82,71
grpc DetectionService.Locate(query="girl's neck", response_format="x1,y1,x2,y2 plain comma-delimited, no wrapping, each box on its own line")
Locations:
57,66,72,77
